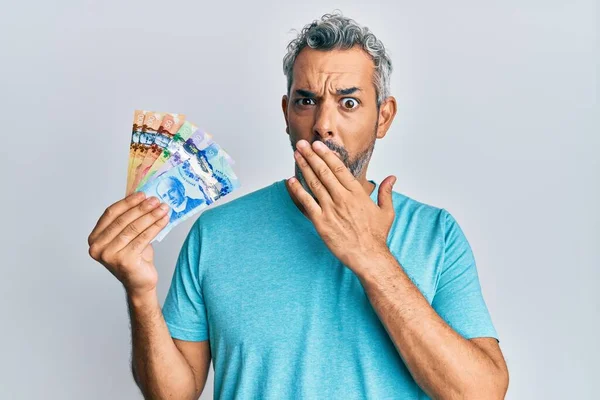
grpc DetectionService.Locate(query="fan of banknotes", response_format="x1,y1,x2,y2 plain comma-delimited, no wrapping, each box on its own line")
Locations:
126,110,240,242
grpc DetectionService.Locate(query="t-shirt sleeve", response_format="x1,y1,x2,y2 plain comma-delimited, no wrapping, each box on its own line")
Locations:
431,210,499,342
161,217,209,342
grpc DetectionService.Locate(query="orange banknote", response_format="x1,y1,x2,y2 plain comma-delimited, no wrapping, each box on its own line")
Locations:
132,113,186,191
126,110,147,193
126,111,165,195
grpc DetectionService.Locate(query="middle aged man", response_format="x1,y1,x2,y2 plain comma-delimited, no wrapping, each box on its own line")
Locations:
88,11,509,400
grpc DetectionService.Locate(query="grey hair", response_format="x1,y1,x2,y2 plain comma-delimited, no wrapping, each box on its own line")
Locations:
282,11,393,107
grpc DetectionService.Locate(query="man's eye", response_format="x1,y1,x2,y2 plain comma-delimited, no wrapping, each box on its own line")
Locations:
295,98,316,106
340,97,359,109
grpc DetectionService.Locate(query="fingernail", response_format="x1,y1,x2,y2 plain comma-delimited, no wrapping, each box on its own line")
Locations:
160,203,169,211
313,141,326,150
297,140,309,148
148,197,159,206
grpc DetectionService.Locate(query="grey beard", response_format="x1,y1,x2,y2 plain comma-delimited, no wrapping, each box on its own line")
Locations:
290,134,377,200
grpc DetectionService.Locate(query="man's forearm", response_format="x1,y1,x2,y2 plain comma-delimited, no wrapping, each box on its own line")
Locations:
127,289,197,400
354,251,504,399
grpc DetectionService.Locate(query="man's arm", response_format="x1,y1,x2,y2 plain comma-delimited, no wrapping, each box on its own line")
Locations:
356,251,509,400
127,290,210,400
285,141,508,397
86,190,211,399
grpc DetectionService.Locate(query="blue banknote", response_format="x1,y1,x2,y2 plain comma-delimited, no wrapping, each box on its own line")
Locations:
191,142,240,199
138,150,240,242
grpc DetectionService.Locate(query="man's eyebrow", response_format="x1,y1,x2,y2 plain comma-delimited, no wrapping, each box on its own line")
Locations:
336,87,362,95
294,87,363,98
295,89,317,98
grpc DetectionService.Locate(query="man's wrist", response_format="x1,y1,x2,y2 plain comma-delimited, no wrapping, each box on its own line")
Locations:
352,247,397,285
126,288,159,310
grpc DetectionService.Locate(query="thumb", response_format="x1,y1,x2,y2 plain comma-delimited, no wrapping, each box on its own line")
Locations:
378,175,396,211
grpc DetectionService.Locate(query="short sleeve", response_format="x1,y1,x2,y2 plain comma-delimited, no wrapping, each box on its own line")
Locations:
432,210,499,342
161,217,209,341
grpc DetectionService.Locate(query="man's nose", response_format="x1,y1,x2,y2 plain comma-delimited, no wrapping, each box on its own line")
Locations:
312,101,337,140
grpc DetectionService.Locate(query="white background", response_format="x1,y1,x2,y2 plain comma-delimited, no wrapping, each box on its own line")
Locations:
1,0,597,398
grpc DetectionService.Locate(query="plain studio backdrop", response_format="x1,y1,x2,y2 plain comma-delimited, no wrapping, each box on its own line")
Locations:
0,0,597,399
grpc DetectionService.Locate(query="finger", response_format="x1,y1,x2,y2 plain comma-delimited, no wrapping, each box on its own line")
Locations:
296,140,343,200
294,150,333,205
311,140,361,192
91,196,162,249
107,202,170,253
120,213,170,255
287,176,322,219
377,176,396,213
88,191,146,245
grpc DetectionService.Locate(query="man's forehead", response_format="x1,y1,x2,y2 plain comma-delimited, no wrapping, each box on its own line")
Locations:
292,46,375,90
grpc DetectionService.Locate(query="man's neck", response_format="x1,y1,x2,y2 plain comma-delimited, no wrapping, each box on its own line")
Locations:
286,176,376,218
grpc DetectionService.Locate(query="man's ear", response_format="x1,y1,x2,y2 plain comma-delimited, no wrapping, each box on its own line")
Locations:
376,96,397,140
282,95,289,135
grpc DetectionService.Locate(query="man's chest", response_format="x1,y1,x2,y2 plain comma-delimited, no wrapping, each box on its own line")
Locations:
200,232,440,347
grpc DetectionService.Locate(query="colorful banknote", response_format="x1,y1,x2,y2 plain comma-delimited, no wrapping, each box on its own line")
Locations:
138,155,240,242
137,121,199,189
126,110,147,193
128,109,240,241
150,128,215,182
132,113,186,191
190,142,240,200
127,111,165,195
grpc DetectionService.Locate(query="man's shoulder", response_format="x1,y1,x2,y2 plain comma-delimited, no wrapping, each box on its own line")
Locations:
387,189,459,241
389,189,465,240
390,189,446,220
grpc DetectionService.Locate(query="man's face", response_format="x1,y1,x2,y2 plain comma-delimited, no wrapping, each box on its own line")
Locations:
157,180,185,208
282,46,387,195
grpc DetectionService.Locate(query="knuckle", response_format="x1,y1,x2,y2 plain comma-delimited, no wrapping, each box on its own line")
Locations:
152,207,165,217
113,215,126,228
127,194,139,206
132,230,151,251
308,179,322,190
88,243,100,260
98,249,114,266
142,226,153,238
103,223,115,237
139,199,152,211
103,206,114,218
156,215,169,227
333,165,346,174
125,223,141,237
99,247,112,262
318,167,330,177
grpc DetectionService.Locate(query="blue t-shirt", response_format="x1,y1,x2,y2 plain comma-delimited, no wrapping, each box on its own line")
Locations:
162,179,498,399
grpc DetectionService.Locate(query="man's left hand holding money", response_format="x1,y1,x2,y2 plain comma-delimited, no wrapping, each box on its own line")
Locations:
286,139,397,275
